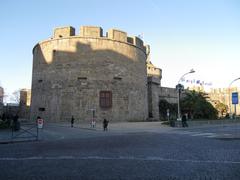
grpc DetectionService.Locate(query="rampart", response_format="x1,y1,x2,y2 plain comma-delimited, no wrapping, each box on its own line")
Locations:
34,26,147,54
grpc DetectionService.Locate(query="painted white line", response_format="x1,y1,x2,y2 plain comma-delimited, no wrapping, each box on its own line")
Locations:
205,135,219,138
191,133,215,136
0,156,240,164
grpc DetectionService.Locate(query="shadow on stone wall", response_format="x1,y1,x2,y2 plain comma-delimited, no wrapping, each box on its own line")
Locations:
31,40,148,122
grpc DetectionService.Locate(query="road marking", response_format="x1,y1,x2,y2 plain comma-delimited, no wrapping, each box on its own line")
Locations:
0,156,240,164
176,131,227,138
191,133,215,136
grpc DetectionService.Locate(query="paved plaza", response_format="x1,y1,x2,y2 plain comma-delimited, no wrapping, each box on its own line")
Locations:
0,120,240,179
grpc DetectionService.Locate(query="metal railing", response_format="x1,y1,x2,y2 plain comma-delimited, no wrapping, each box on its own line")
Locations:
11,121,39,142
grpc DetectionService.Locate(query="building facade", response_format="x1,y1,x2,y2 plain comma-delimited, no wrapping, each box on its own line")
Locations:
208,87,240,115
0,87,3,105
19,89,31,118
0,87,4,115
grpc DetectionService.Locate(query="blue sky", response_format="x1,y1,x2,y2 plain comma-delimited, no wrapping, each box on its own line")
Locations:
0,0,240,100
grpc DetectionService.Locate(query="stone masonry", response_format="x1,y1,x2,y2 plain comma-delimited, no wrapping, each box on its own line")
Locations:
31,26,149,122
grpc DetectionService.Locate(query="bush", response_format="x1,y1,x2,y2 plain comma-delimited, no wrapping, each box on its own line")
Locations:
0,120,11,129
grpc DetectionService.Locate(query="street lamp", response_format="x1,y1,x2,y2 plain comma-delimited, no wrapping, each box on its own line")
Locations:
228,77,240,118
176,69,195,121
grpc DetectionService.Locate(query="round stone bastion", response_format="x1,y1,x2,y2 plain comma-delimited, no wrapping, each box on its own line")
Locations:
30,26,149,122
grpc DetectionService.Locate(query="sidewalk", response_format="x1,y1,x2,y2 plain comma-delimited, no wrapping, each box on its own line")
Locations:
46,121,172,133
0,121,171,143
186,119,240,127
1,120,240,143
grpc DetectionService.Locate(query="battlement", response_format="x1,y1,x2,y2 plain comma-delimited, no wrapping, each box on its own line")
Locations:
54,26,75,38
80,26,103,37
107,29,127,42
52,26,147,52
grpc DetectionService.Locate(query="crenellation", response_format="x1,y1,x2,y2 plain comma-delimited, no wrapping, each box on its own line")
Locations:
107,29,127,42
132,36,144,49
145,45,150,55
127,37,134,44
54,26,75,38
80,26,103,37
51,26,146,52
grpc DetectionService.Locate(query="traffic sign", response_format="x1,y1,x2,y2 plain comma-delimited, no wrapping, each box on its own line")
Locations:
37,118,44,129
232,92,238,104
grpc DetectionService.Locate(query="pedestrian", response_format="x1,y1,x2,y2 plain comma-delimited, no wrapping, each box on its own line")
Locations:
1,113,6,121
181,113,188,127
103,118,109,131
13,114,20,131
71,115,74,128
91,119,96,128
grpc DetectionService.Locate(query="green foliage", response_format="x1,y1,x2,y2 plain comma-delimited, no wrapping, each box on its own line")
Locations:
159,99,177,121
214,101,228,117
0,120,11,129
181,90,218,119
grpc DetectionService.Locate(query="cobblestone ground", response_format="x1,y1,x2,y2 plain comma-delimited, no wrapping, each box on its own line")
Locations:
0,122,240,179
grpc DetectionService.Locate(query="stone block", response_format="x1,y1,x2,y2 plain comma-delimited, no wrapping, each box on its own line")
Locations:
145,45,150,55
108,29,127,42
127,37,134,44
132,36,143,49
80,26,103,37
54,26,75,38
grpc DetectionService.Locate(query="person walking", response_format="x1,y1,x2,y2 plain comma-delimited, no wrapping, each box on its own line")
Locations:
13,114,20,131
181,113,188,127
91,119,96,128
103,118,109,131
71,116,74,128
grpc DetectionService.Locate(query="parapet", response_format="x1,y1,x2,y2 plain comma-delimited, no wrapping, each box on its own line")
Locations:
127,36,143,49
80,26,103,37
107,29,127,42
54,26,75,38
51,25,147,53
133,36,144,49
145,45,150,55
147,61,162,81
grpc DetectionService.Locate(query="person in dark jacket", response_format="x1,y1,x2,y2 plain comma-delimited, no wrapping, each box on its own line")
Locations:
182,113,188,127
71,116,74,128
103,119,109,131
13,114,20,131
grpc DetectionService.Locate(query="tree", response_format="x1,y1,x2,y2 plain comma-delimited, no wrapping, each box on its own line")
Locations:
181,90,218,119
214,101,228,117
10,89,20,104
159,99,177,120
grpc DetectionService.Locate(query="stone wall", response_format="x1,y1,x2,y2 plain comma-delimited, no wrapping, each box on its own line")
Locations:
147,78,178,120
148,77,161,119
54,26,75,38
31,26,148,122
159,87,178,104
19,89,31,119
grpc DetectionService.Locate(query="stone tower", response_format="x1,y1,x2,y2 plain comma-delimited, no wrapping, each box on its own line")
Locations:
31,26,149,122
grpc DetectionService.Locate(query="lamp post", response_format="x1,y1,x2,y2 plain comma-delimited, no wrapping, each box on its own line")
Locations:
176,69,195,121
228,77,240,118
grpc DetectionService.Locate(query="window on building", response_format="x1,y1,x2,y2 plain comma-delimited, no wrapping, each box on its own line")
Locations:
77,77,87,80
99,91,112,108
113,77,122,80
38,107,45,111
